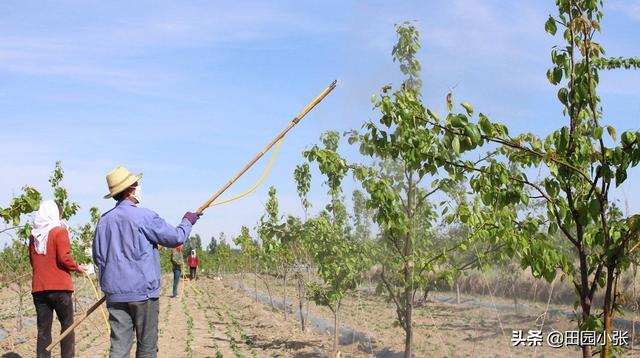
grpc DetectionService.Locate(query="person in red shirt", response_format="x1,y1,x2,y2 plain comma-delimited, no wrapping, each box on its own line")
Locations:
187,250,199,280
29,200,85,358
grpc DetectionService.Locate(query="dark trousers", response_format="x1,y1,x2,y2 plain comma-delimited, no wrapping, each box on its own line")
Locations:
33,291,75,358
172,269,181,297
189,267,196,280
107,298,159,358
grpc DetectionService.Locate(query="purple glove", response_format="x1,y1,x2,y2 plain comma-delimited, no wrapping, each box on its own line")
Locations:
183,212,202,225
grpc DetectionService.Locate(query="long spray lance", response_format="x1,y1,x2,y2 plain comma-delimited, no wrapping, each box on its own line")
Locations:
196,79,337,213
46,80,337,352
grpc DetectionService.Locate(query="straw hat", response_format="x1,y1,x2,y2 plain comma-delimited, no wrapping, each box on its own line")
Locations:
103,166,143,199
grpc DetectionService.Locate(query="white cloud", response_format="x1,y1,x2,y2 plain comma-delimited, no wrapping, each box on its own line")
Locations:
0,2,343,96
609,0,640,21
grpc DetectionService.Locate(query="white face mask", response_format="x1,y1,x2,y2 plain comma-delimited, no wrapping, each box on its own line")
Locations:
132,185,142,204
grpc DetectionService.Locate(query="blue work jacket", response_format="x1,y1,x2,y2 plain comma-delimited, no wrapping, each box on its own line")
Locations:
93,199,191,302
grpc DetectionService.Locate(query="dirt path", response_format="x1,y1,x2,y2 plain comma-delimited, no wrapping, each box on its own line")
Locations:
0,275,343,357
165,276,340,357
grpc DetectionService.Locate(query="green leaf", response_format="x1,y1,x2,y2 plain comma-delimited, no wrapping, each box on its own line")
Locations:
594,126,603,140
557,88,568,105
532,137,542,150
446,92,453,112
546,69,554,84
615,169,628,186
427,109,439,122
622,131,636,146
450,114,463,127
460,102,474,116
545,16,557,35
589,199,600,220
25,196,39,212
452,136,460,154
469,125,481,144
547,67,562,85
553,67,562,84
544,179,559,197
627,215,640,235
478,114,492,135
606,125,617,141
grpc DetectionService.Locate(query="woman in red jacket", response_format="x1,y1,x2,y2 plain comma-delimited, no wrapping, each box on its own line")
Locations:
187,249,199,280
29,200,85,358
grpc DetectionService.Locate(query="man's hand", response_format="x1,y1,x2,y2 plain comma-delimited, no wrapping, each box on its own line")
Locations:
183,212,203,225
77,265,88,273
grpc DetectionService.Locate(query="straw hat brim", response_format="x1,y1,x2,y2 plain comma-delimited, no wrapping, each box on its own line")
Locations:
103,173,143,199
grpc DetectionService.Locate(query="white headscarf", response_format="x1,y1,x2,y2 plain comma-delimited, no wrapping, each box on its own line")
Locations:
32,200,65,255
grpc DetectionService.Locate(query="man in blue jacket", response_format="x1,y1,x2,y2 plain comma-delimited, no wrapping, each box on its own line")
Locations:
93,166,201,358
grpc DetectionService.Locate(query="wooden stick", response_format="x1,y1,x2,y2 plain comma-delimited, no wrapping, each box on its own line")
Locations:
46,296,107,352
196,80,337,213
72,293,105,338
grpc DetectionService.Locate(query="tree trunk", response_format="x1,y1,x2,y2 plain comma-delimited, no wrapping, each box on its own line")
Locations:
512,279,519,313
306,265,310,321
254,262,258,303
297,273,306,332
17,283,24,331
283,269,288,320
404,277,413,358
601,266,618,358
265,278,274,309
456,280,461,305
578,249,592,358
333,304,340,358
420,283,430,305
403,232,414,358
633,264,637,351
403,172,414,358
239,263,245,290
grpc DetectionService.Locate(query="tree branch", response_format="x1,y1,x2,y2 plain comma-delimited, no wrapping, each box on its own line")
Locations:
425,117,591,182
380,267,406,329
429,155,579,246
0,226,24,235
415,185,441,210
588,261,605,301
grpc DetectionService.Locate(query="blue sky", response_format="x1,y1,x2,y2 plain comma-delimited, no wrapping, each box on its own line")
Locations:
1,0,639,247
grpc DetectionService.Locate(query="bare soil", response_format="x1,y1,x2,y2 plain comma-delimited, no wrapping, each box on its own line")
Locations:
235,273,640,357
0,274,347,357
2,273,639,357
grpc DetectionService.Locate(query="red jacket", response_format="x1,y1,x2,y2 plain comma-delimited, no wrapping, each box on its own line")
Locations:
29,227,80,293
187,255,199,268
